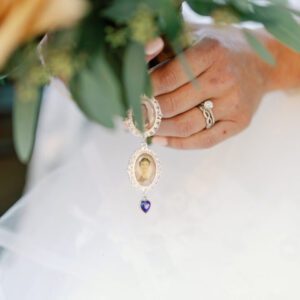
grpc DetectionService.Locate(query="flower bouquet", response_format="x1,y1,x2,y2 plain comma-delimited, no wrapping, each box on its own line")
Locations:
1,0,300,162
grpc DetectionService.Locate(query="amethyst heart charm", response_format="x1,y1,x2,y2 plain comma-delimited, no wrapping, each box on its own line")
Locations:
140,200,151,213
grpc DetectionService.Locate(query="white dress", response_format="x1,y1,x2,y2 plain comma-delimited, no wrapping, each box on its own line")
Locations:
2,4,300,298
1,77,300,300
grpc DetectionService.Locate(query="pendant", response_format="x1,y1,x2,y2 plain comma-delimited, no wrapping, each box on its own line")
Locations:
125,95,162,213
124,95,163,138
128,143,161,213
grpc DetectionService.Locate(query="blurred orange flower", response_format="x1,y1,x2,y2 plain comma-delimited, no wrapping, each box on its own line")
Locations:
0,0,89,69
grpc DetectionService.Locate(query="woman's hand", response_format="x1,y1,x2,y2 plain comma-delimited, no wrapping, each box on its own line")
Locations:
150,29,300,150
145,37,164,63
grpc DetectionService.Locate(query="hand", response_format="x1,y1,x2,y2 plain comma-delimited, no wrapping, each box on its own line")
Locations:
151,31,270,150
145,37,164,63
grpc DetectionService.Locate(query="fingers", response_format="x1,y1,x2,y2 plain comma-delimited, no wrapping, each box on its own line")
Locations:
145,38,164,63
153,120,239,150
156,98,231,138
151,38,220,96
156,69,234,118
157,107,206,138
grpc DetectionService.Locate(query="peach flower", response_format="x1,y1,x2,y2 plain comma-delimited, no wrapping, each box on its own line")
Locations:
0,0,89,69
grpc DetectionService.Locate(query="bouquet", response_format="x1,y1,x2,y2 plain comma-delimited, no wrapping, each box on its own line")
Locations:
1,0,300,162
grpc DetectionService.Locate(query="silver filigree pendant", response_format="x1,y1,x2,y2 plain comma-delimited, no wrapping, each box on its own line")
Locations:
124,95,163,138
125,95,162,213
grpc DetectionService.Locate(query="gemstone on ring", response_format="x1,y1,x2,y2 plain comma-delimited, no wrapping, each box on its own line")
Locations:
204,100,213,110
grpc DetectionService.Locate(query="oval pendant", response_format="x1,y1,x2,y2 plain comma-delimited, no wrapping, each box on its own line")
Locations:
124,95,163,138
128,145,161,194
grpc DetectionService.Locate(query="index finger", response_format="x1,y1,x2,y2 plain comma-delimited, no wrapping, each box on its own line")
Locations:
151,38,219,96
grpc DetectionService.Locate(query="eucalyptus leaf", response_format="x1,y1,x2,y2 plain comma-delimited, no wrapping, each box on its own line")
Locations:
73,53,124,128
0,74,8,82
243,29,276,65
123,42,147,131
186,0,221,16
103,0,139,23
177,51,200,90
230,0,253,13
13,87,43,163
289,8,300,17
0,83,14,113
269,0,289,5
158,1,182,41
253,5,300,52
146,78,153,99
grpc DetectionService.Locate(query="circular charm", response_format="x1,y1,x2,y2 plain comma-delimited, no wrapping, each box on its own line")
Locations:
128,145,161,193
124,95,163,138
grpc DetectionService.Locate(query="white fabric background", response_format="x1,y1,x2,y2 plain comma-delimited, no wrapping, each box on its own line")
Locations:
1,79,300,300
1,3,300,299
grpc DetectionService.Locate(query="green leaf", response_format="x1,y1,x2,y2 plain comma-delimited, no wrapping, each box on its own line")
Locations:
269,0,289,5
158,1,182,41
289,9,300,17
230,0,253,13
289,8,300,17
186,0,221,16
177,50,200,90
103,0,139,23
0,82,14,113
72,53,124,128
123,42,147,131
253,5,300,52
243,29,276,65
0,74,8,83
13,87,43,163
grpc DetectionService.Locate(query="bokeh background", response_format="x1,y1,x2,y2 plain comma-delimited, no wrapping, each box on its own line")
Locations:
0,85,26,216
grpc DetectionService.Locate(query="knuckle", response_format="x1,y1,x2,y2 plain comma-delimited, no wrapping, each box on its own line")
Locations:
176,118,195,137
201,133,217,149
196,38,223,62
223,67,237,86
204,38,222,52
212,42,228,60
208,70,234,86
208,64,236,88
170,138,186,150
163,94,178,117
159,69,178,90
230,95,241,112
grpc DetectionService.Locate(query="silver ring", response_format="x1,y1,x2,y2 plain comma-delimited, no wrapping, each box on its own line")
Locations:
198,100,215,129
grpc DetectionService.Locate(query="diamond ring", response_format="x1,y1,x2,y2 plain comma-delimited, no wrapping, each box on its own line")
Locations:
198,100,215,129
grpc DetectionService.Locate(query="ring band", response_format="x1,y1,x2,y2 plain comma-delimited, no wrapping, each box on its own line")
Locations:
198,100,215,129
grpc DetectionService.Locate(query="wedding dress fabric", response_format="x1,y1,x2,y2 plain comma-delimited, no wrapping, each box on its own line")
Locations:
1,79,300,300
2,4,300,298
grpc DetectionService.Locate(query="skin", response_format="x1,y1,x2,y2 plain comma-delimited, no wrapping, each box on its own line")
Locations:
148,29,300,150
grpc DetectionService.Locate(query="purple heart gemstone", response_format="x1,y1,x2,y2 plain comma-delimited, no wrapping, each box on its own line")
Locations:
141,200,151,213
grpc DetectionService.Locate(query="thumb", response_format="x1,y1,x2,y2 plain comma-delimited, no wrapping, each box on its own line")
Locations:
145,37,164,63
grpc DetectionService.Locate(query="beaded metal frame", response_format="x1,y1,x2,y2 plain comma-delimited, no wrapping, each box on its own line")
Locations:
124,95,163,138
128,145,161,194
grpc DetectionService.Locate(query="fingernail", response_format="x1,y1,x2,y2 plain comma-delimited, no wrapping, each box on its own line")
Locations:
145,38,164,56
152,136,168,147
